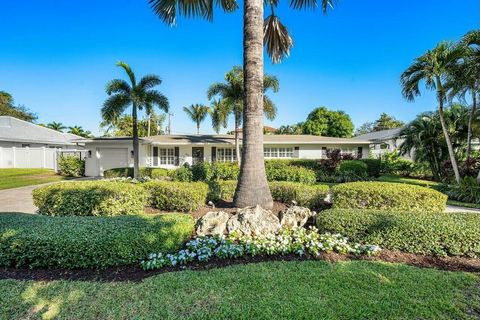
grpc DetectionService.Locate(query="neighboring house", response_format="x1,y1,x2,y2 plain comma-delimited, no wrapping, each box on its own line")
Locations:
353,127,409,159
228,126,277,135
82,134,371,177
0,116,84,148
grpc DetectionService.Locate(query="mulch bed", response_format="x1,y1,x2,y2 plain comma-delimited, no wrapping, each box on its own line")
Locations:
1,250,479,283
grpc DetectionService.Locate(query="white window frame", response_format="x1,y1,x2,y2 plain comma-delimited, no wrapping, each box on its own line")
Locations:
217,147,237,162
152,147,175,166
264,147,293,159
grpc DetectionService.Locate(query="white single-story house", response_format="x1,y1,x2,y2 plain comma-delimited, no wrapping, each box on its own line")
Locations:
0,116,84,148
82,134,371,177
353,128,408,159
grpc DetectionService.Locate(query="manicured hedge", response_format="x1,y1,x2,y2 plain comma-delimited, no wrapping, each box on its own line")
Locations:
359,159,381,177
103,167,174,180
265,161,317,184
317,209,480,257
0,213,193,269
338,160,368,176
332,182,447,213
143,181,209,212
33,181,148,216
208,180,237,201
269,181,329,209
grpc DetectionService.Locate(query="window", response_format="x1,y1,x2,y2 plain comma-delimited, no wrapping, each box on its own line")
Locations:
153,147,175,165
264,147,293,158
217,148,236,162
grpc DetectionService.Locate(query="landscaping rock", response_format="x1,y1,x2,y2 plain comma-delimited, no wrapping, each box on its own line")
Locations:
227,205,281,236
195,211,229,236
279,206,315,228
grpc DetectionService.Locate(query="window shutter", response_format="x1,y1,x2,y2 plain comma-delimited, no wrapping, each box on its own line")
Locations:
211,147,216,162
153,147,159,166
174,147,180,166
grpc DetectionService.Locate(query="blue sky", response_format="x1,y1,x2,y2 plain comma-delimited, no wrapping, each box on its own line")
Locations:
1,0,478,135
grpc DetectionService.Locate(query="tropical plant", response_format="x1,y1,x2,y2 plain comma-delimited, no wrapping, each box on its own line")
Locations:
183,104,211,134
100,113,166,137
401,41,463,183
101,61,169,179
276,123,304,135
207,66,279,163
68,125,93,138
0,91,37,122
46,121,66,132
210,99,229,134
372,113,404,131
149,0,337,208
302,107,354,138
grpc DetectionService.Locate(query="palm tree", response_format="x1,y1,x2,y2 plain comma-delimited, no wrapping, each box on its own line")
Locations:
149,0,335,208
102,61,169,179
46,122,66,132
401,41,463,183
207,66,279,164
68,125,92,138
210,99,229,134
183,104,211,134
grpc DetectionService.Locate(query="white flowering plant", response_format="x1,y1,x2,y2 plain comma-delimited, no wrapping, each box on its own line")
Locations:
140,227,381,271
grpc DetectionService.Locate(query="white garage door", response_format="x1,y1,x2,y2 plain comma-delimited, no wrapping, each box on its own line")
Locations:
98,148,129,176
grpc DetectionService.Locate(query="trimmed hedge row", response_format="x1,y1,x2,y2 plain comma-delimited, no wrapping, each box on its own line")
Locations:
0,213,193,269
104,167,174,180
317,209,480,257
265,161,317,184
332,182,447,213
143,181,209,212
33,181,147,216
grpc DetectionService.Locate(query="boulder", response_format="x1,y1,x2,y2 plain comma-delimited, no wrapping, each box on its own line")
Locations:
279,206,315,228
195,211,229,236
227,205,281,236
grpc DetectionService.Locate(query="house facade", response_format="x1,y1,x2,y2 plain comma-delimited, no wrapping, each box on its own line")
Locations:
83,134,371,177
352,128,408,159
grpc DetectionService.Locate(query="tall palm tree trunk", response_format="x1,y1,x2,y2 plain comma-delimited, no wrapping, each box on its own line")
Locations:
132,103,140,179
147,114,151,137
234,0,273,209
466,91,477,159
234,108,241,164
197,123,200,135
436,81,460,183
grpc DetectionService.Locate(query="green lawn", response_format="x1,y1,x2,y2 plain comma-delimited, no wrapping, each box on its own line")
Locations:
378,174,442,188
0,169,67,190
1,260,479,320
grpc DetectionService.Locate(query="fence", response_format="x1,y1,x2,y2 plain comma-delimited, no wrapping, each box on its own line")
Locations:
0,147,86,171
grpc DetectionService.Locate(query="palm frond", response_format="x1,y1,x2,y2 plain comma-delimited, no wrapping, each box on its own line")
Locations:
105,79,131,95
216,0,238,12
461,30,480,47
264,74,279,92
210,100,229,133
289,0,335,12
149,0,214,26
116,61,136,85
101,94,131,122
263,96,277,120
400,61,428,102
139,75,162,90
264,15,293,64
207,82,230,100
145,90,170,113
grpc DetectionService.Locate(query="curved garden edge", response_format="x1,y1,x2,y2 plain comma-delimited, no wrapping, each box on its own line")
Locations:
2,249,479,283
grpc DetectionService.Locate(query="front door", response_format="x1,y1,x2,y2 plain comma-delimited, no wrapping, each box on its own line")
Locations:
192,147,204,165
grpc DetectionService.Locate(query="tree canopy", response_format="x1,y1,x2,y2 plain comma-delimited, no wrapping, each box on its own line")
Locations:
302,107,354,138
355,113,404,135
0,91,37,122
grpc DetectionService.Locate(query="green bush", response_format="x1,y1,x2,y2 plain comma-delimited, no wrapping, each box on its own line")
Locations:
103,167,152,178
359,159,381,177
212,162,240,180
33,181,148,216
208,180,237,201
338,160,368,176
143,180,208,212
269,181,329,208
57,155,85,177
443,176,480,204
191,162,214,181
171,166,193,182
265,161,317,184
151,168,174,180
332,182,447,213
317,209,480,257
0,213,193,268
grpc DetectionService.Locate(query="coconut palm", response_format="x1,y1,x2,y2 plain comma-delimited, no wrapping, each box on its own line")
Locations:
183,104,211,134
207,66,279,164
210,99,229,134
401,41,463,183
68,125,92,138
149,0,336,208
46,122,66,132
101,61,169,179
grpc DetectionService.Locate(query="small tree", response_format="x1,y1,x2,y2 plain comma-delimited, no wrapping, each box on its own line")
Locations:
183,104,211,134
302,107,354,137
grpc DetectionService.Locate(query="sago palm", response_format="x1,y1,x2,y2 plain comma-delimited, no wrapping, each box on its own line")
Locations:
183,104,211,134
148,0,336,208
401,41,463,183
207,66,279,164
102,61,169,179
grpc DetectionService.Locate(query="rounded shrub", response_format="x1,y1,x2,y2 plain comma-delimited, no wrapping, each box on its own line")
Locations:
317,209,480,257
331,182,447,213
208,180,237,201
57,155,85,177
265,162,317,184
151,168,174,180
359,159,381,177
212,162,240,180
103,167,152,178
33,181,148,216
171,166,193,182
0,213,193,269
338,160,368,176
143,180,208,212
269,181,329,208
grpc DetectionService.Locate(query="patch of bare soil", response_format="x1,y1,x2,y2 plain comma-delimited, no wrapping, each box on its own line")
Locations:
1,250,479,283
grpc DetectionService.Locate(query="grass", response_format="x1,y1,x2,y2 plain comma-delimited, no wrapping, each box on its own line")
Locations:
1,260,479,319
378,174,442,188
0,168,67,190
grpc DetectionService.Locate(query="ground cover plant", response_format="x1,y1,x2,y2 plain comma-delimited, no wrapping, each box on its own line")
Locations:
1,261,479,319
33,181,147,216
318,209,480,257
0,213,193,269
332,181,447,213
0,168,67,190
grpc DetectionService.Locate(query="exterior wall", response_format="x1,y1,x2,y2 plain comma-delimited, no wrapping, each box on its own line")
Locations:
0,141,74,148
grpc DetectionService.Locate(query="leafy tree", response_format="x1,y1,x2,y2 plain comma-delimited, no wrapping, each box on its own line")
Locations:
183,104,211,134
354,122,374,136
68,126,93,138
276,122,304,135
302,107,354,138
101,61,169,179
0,91,37,122
207,66,279,162
401,41,463,183
149,0,337,208
372,113,404,131
46,121,66,132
